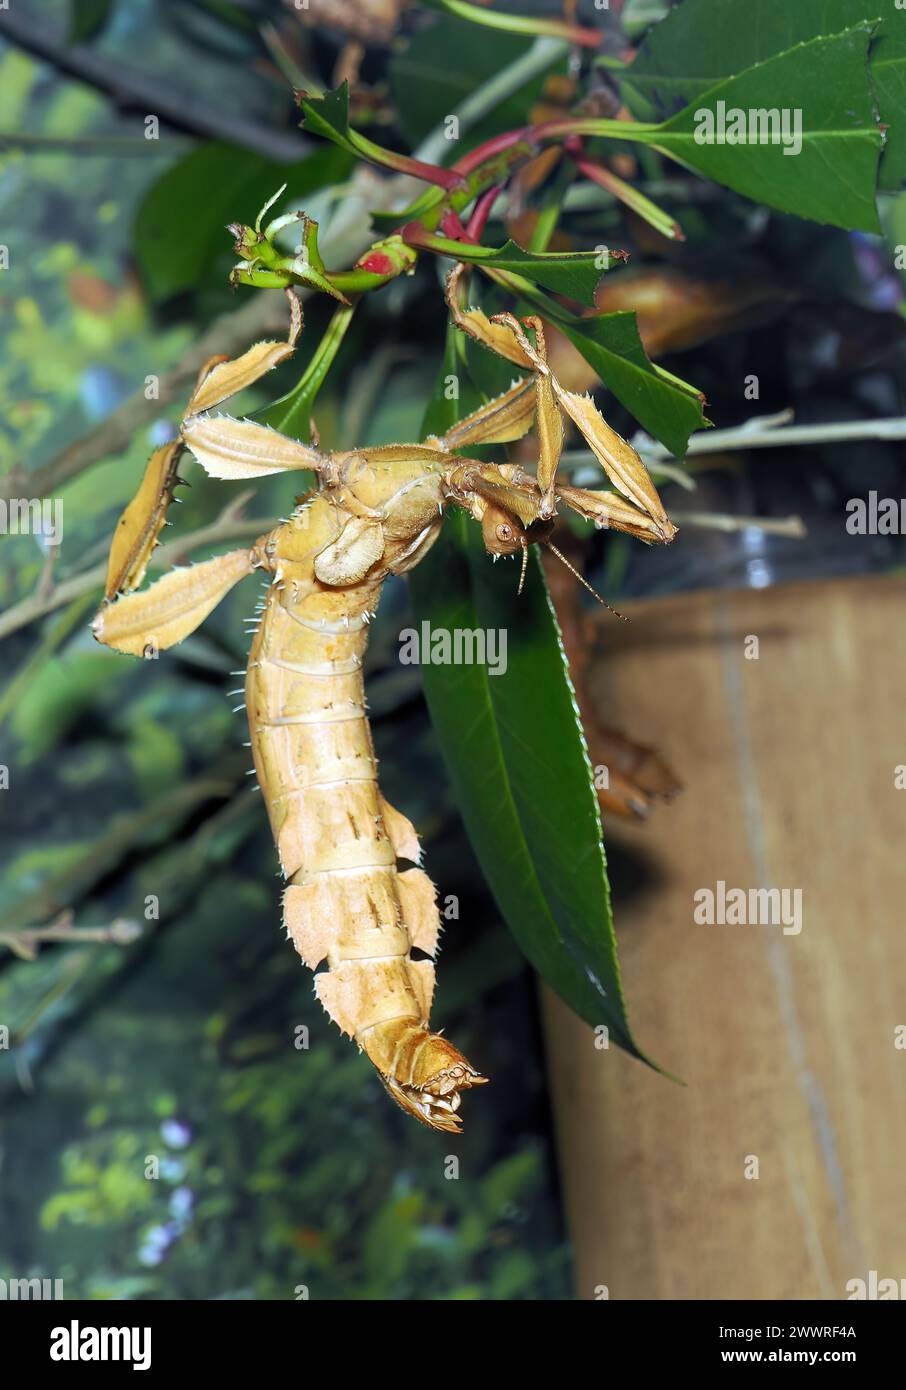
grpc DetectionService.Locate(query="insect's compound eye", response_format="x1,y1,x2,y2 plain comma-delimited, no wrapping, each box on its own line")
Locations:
496,522,514,543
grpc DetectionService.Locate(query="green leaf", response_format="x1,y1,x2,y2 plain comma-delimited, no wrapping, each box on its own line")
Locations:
297,83,361,159
873,23,906,188
67,0,114,43
134,142,351,302
558,312,708,459
404,228,614,304
408,332,649,1061
298,83,461,188
648,25,883,233
624,0,902,191
470,240,612,304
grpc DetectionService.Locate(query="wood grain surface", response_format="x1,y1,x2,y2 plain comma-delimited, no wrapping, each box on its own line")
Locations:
543,575,906,1300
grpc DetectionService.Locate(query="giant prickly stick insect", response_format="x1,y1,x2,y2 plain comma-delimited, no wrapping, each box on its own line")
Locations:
92,277,677,1132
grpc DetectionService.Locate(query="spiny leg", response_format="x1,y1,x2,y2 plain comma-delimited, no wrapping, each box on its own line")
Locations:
490,311,676,543
93,548,258,657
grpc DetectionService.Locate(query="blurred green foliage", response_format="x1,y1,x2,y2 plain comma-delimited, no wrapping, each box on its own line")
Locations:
0,1,569,1300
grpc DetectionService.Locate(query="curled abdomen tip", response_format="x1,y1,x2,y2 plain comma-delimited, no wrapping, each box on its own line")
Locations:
368,1023,487,1133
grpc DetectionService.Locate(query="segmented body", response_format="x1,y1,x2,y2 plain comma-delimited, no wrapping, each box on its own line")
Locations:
246,460,485,1129
91,294,675,1132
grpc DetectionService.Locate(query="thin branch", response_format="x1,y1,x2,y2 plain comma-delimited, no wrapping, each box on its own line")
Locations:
669,511,806,538
561,452,697,491
1,291,291,505
0,7,305,162
413,37,567,166
0,774,239,934
632,411,906,462
0,910,143,961
0,132,191,155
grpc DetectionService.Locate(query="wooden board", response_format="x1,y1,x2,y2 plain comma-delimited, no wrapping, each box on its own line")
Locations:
542,575,906,1300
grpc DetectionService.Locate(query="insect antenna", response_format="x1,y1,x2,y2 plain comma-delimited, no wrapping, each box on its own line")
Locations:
517,541,529,596
544,540,630,623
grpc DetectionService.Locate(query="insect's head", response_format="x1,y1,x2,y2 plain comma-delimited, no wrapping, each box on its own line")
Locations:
480,501,555,558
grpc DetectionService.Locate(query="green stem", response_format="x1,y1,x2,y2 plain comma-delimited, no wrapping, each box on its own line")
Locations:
423,0,602,47
413,36,567,167
527,161,574,253
258,298,358,441
535,117,663,144
570,153,684,241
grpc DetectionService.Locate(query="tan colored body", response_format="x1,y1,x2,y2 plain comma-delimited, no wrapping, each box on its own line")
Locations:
245,464,484,1128
92,288,675,1131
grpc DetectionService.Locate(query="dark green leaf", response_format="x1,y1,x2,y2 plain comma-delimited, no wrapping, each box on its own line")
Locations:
647,25,883,233
68,0,114,43
297,84,360,160
624,0,902,191
485,274,708,456
409,231,613,304
408,332,650,1060
134,142,350,302
470,239,611,304
558,311,708,458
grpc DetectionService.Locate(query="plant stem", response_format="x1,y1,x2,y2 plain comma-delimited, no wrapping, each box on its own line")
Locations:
413,38,567,167
423,0,603,47
633,412,906,461
259,298,358,438
568,150,684,241
668,511,806,537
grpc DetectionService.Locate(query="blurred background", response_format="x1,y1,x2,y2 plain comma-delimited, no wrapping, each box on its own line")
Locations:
1,0,904,1300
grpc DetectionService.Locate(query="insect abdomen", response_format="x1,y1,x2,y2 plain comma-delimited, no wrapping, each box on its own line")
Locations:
242,500,484,1128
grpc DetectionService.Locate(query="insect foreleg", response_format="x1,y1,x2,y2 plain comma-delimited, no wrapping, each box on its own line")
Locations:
556,484,677,544
428,376,536,451
491,311,677,543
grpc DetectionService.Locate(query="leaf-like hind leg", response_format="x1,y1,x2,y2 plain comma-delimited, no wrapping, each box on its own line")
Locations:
104,440,183,600
430,377,536,451
92,548,256,657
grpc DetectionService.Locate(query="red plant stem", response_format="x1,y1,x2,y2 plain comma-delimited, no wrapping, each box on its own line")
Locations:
451,127,532,178
464,185,503,243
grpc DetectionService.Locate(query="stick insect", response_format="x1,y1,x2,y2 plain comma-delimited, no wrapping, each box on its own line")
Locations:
92,275,676,1132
